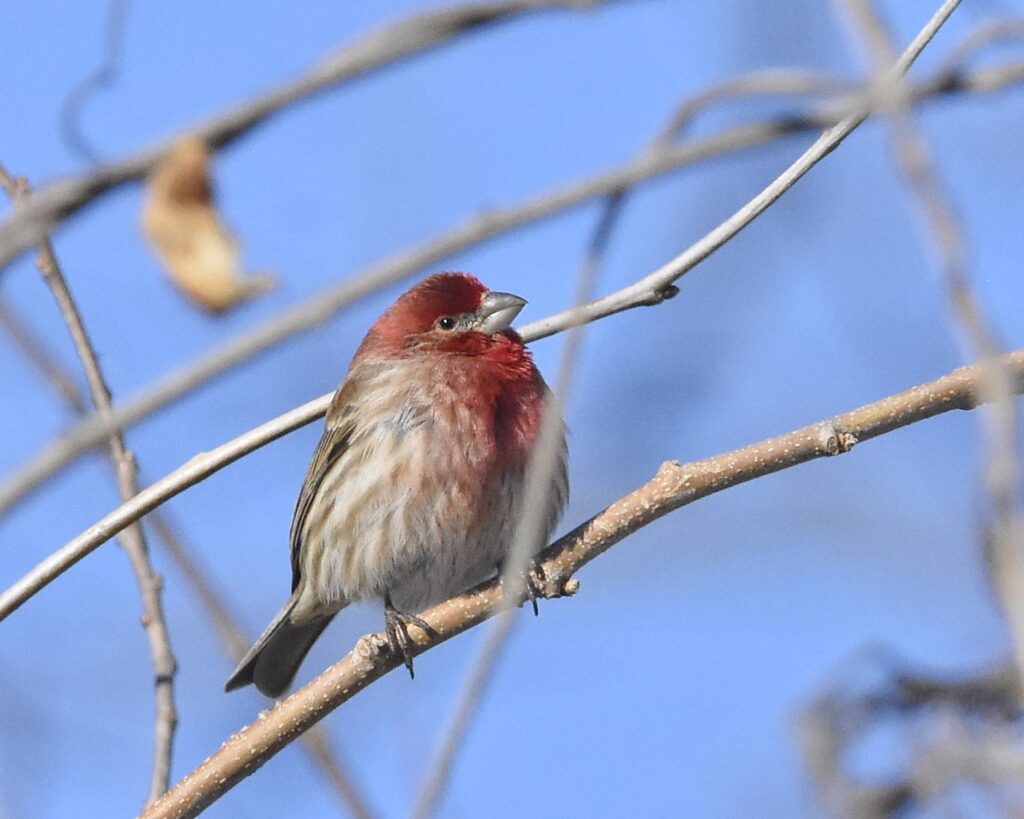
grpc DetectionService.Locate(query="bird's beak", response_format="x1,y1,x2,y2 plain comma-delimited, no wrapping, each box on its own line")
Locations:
478,291,527,334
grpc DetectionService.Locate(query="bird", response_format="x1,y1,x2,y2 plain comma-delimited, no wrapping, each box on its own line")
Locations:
226,272,568,697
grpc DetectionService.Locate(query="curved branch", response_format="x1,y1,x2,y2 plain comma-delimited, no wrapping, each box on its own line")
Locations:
0,0,622,272
0,122,811,515
0,394,326,619
519,0,963,341
5,54,1018,520
0,0,979,619
142,349,1024,819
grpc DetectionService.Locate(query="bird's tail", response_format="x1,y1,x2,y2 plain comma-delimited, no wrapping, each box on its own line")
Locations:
225,591,336,698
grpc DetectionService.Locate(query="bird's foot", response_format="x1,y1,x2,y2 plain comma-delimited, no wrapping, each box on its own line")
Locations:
497,559,547,616
384,596,436,679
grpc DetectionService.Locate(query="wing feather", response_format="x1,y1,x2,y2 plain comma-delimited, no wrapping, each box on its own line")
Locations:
289,384,360,591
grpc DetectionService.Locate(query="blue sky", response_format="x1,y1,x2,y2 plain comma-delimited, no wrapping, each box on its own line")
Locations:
1,1,1023,817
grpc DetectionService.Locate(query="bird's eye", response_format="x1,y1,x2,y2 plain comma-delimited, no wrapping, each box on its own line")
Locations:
437,316,456,331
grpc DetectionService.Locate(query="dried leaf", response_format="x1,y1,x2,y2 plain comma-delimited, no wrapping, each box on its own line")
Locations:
142,136,274,313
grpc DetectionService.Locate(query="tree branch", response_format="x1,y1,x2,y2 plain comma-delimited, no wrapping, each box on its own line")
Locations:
839,0,1024,684
799,650,1021,817
0,304,375,818
2,51,1021,518
407,63,844,816
0,164,178,804
0,0,624,272
0,392,325,618
142,349,1024,819
0,0,976,621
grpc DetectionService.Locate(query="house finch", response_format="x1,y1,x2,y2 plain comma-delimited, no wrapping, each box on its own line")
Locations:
226,273,568,697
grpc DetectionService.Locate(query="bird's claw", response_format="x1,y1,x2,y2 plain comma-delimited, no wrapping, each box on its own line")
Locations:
498,560,547,616
384,596,436,679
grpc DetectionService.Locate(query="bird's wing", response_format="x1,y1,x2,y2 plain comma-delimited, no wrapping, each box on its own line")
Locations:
289,383,360,591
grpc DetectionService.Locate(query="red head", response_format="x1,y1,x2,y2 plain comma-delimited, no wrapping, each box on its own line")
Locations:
356,273,530,363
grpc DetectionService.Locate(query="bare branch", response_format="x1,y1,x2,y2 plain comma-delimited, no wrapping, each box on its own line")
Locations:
59,0,133,165
0,300,87,415
412,143,614,819
142,350,1024,819
0,300,375,817
407,58,828,815
936,17,1024,75
799,651,1022,817
523,0,966,341
0,0,976,620
0,163,177,804
0,0,626,272
2,50,1021,517
838,0,1024,684
0,392,325,618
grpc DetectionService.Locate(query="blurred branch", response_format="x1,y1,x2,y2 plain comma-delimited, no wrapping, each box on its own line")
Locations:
0,164,177,805
143,349,1024,819
6,38,1017,521
839,0,1024,685
799,651,1022,817
144,514,378,819
59,0,132,165
0,0,975,619
522,0,962,339
412,146,615,819
0,304,375,818
0,301,87,414
407,63,852,818
0,0,626,272
936,17,1024,74
0,296,376,814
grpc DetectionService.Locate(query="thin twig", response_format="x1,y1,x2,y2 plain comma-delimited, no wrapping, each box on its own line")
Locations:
0,393,326,618
0,0,972,618
0,299,375,818
935,17,1024,76
0,164,177,805
59,0,133,165
799,651,1021,817
142,350,1024,819
524,0,966,340
0,122,816,514
0,300,87,414
838,0,1024,684
0,0,627,272
2,52,1022,516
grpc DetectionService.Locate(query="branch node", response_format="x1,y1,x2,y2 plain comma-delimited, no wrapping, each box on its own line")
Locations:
353,633,389,672
641,284,680,306
821,423,858,455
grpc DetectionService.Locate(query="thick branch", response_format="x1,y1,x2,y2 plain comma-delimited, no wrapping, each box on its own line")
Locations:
0,0,620,272
142,350,1024,819
1,54,1021,518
